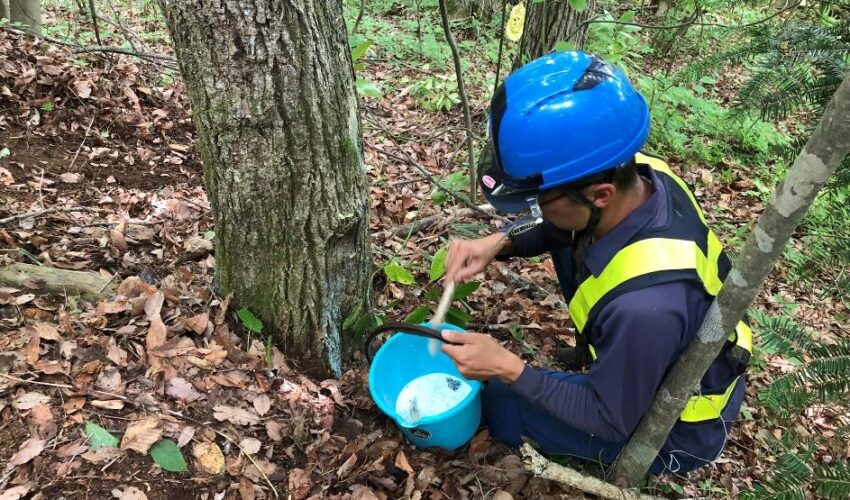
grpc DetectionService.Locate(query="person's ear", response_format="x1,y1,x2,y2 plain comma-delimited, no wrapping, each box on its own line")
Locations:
586,183,615,208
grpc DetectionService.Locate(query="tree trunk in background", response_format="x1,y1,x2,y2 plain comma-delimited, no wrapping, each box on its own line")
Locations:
158,0,371,378
10,0,41,34
610,73,850,486
513,0,596,70
2,0,10,22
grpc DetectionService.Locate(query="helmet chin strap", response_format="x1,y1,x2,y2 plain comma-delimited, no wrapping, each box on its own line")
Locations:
563,187,601,237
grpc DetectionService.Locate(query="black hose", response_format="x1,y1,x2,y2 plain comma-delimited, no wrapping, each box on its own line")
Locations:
363,322,461,364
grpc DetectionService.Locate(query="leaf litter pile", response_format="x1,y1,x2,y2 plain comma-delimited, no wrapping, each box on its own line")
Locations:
1,7,848,500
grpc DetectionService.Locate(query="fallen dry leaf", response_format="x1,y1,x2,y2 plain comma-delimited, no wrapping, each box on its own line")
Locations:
120,417,163,455
238,477,255,500
213,405,260,426
239,437,261,455
252,395,271,416
60,172,80,183
91,400,125,410
288,468,312,500
350,485,380,500
13,392,51,410
395,450,414,475
8,437,46,467
144,291,165,319
265,421,284,442
166,377,202,402
56,440,88,458
192,441,225,475
151,336,195,357
185,313,209,335
111,486,148,500
177,425,196,448
96,366,124,394
29,403,56,439
32,322,60,340
337,453,358,479
0,484,32,500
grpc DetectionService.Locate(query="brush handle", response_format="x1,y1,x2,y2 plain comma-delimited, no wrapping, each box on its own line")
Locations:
430,281,456,326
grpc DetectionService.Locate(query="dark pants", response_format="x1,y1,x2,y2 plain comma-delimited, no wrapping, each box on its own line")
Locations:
483,371,707,475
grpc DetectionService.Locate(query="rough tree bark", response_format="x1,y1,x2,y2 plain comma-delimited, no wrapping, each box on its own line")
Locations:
610,72,850,486
513,0,596,70
158,0,371,378
9,0,41,34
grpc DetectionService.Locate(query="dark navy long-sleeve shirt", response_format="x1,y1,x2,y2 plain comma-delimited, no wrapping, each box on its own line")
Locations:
501,167,744,460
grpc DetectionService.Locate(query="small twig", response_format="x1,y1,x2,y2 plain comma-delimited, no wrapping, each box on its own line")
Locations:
438,0,478,202
352,0,366,34
72,45,176,62
68,116,96,172
86,0,104,49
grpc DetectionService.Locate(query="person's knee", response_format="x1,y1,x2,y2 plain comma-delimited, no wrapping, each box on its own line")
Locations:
482,380,524,446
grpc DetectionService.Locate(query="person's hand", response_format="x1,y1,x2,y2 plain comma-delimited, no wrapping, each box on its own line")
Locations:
441,330,525,383
444,233,509,283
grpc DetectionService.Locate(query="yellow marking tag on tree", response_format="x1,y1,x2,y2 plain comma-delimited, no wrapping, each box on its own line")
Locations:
506,2,526,42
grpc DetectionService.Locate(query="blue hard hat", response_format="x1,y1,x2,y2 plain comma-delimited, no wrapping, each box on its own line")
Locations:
480,51,651,213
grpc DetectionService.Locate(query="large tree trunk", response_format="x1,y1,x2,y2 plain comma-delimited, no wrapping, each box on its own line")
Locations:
513,0,596,70
158,0,371,378
610,72,850,486
9,0,41,34
2,1,10,22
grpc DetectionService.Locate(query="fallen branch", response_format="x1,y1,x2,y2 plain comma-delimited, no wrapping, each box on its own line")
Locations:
0,263,118,301
521,443,662,500
390,204,493,238
0,205,105,225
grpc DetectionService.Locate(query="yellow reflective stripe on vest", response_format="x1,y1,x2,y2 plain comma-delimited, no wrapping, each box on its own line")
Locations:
680,376,741,422
568,237,724,332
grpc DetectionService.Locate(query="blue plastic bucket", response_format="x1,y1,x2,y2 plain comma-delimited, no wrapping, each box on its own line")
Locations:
367,322,482,450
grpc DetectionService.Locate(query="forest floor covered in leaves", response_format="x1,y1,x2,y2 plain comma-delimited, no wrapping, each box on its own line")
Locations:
1,5,849,500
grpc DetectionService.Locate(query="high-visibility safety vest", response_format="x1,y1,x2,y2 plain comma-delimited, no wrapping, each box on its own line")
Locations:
568,153,752,423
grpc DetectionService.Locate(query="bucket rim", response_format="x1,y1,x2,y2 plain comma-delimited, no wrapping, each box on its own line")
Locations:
368,322,482,428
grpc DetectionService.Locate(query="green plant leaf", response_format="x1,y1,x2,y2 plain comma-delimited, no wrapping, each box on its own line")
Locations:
569,0,588,11
429,248,447,282
343,301,363,331
424,287,442,301
384,261,415,285
356,77,383,98
619,10,636,22
149,439,187,472
453,282,480,300
405,305,430,324
446,307,473,327
0,147,10,159
350,39,373,61
237,307,264,333
203,230,215,239
84,421,119,450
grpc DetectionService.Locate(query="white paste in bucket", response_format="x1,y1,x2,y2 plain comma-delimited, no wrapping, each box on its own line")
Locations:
395,373,472,426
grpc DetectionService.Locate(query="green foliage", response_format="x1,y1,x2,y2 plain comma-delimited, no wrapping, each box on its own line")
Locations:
784,190,850,301
384,260,416,285
431,170,469,204
406,74,461,111
583,11,647,70
149,439,188,472
236,307,263,333
84,421,119,450
429,247,447,282
635,72,788,167
755,311,850,419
